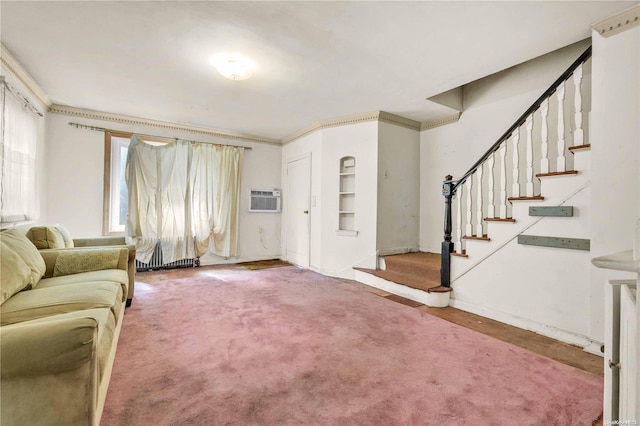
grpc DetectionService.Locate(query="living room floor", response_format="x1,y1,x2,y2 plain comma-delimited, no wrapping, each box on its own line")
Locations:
136,261,603,377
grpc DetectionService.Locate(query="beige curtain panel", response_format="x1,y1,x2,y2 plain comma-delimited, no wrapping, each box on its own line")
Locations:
191,144,243,258
125,135,243,263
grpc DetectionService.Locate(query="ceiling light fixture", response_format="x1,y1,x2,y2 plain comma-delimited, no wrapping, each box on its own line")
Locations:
211,54,253,81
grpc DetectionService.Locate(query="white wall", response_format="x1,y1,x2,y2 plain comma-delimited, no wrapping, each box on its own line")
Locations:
45,113,282,265
377,122,420,253
321,121,379,278
278,117,430,280
420,39,592,253
589,25,640,342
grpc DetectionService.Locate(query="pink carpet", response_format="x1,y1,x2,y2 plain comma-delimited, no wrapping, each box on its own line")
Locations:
102,266,603,425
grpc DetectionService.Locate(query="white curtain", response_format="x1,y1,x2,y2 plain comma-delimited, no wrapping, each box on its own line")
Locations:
125,136,194,263
191,144,244,257
0,84,39,223
126,135,244,262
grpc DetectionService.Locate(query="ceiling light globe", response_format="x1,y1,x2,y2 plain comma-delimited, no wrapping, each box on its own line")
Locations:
211,55,253,81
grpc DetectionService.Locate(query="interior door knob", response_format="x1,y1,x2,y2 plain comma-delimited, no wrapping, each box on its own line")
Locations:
303,210,309,214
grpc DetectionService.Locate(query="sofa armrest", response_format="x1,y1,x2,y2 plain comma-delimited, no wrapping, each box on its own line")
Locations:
1,316,99,378
69,239,136,306
1,317,100,425
40,247,129,278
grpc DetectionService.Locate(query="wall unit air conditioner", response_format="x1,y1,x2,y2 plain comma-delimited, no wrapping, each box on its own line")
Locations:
249,189,281,212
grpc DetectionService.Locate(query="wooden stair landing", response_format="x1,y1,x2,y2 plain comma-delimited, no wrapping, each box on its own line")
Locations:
355,252,441,292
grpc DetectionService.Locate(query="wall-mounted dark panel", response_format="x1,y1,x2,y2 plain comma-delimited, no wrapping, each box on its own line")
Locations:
529,206,574,217
518,234,590,251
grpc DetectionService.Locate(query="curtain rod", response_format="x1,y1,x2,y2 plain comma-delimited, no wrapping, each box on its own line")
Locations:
1,76,44,117
67,122,252,150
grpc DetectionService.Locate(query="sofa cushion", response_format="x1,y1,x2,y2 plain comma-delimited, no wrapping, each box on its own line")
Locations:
0,242,33,304
26,226,66,250
52,224,74,248
0,229,46,287
0,282,123,326
38,269,129,303
52,248,122,277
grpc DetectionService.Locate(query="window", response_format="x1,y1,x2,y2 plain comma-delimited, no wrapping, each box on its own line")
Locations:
103,131,131,234
0,79,41,223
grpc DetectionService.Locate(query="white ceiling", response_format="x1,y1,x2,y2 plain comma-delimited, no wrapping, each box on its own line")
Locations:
1,1,635,140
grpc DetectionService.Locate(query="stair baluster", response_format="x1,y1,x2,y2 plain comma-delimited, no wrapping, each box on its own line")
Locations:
540,98,550,174
475,163,484,237
525,115,535,197
499,143,508,219
572,64,584,147
466,177,473,237
511,130,521,197
487,152,496,218
455,183,464,254
556,81,567,172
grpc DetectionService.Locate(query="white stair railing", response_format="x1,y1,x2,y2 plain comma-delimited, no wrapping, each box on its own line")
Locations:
441,47,591,282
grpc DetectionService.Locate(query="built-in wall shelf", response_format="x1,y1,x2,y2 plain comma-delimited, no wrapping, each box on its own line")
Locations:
339,156,357,234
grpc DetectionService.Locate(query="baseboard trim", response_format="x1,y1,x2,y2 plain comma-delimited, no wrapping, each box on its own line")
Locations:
199,255,283,267
449,298,602,355
377,247,419,257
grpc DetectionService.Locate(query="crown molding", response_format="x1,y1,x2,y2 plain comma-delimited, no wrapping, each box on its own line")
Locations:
1,44,51,108
378,111,421,131
282,111,380,145
420,112,462,131
282,110,421,145
592,4,640,38
48,104,281,145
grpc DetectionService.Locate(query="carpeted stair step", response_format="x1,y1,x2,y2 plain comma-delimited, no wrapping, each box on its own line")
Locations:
382,252,441,282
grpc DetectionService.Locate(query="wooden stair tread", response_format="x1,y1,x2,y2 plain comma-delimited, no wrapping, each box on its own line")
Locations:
568,144,591,152
463,235,491,241
484,217,516,223
354,267,440,292
508,196,544,201
451,252,468,258
536,170,578,178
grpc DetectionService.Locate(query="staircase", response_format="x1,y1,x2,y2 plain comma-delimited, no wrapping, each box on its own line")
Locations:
355,46,597,349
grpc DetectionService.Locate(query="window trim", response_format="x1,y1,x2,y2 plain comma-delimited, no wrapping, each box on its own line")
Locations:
103,130,132,235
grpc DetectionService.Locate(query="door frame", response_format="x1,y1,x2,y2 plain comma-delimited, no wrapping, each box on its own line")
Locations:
285,152,312,268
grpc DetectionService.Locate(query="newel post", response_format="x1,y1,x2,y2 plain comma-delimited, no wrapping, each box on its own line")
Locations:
441,175,454,288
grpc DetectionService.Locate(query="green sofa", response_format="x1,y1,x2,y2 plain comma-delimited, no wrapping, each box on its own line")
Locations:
0,227,131,426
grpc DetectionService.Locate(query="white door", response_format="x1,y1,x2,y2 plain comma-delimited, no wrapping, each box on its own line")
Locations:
286,155,311,268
